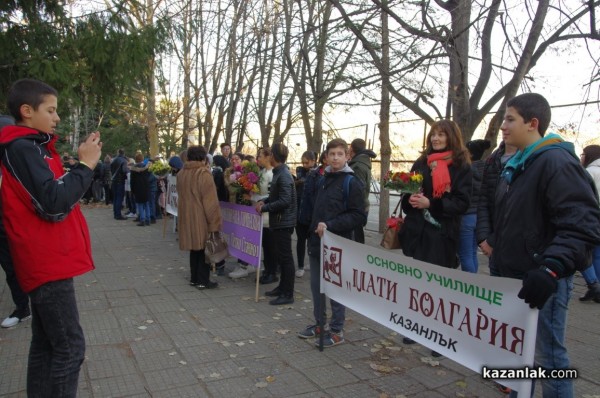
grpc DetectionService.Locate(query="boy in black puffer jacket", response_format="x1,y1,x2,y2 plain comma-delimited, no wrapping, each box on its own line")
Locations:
297,138,366,348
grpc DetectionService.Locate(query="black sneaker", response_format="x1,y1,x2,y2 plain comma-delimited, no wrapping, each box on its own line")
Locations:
265,287,282,297
269,295,294,305
197,281,218,290
1,308,32,328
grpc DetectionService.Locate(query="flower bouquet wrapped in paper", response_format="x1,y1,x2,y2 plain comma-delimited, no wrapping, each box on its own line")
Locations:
383,170,423,194
149,161,170,177
229,160,262,205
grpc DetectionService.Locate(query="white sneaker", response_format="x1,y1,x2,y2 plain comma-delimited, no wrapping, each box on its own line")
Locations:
125,212,136,218
295,269,305,278
1,308,31,328
229,266,249,279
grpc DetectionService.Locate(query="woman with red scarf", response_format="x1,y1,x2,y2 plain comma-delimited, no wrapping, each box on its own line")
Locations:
399,120,473,269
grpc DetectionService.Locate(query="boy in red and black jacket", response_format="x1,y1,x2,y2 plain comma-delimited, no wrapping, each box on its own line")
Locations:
0,78,102,397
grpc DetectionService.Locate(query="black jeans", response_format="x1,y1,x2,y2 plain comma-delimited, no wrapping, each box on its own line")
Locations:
0,233,28,311
262,227,278,276
103,183,112,205
295,223,310,269
190,250,210,285
273,227,295,296
28,278,85,398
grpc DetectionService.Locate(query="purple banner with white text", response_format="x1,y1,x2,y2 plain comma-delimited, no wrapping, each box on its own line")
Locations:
220,201,263,267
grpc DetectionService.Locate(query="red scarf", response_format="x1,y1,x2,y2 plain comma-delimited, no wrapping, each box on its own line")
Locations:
427,151,453,198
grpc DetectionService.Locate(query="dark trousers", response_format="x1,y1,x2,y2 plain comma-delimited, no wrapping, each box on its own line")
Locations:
262,227,277,276
353,226,365,244
295,223,310,269
190,250,210,285
273,227,295,296
0,233,28,311
112,182,125,218
28,279,85,398
149,190,157,220
103,183,112,205
126,192,135,214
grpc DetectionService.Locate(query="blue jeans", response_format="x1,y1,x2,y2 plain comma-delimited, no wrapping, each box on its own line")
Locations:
149,191,157,220
511,276,574,398
458,213,478,273
309,254,346,332
581,246,600,285
112,182,125,218
28,279,85,398
136,201,150,222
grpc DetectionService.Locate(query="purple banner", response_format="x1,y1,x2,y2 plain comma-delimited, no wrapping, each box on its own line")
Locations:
220,201,263,267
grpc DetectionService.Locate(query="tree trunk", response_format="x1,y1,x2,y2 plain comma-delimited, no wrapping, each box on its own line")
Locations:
378,0,391,234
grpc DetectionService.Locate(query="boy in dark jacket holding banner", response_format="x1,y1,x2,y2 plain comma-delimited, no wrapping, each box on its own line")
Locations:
493,93,600,397
297,138,366,347
0,79,102,397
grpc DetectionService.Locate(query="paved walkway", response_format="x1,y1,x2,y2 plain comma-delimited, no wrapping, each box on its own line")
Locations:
1,204,599,397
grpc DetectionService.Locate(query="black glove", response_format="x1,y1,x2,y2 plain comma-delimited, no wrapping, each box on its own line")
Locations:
518,268,558,310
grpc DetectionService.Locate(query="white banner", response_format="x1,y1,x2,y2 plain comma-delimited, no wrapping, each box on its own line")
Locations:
321,231,537,396
166,174,178,217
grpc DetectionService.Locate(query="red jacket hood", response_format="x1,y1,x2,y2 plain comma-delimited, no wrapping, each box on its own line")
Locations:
0,125,46,143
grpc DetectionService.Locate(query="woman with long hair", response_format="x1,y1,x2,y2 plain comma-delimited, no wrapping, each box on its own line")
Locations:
400,120,472,268
399,120,472,350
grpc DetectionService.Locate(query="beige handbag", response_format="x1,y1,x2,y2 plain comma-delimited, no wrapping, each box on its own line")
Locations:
205,232,229,263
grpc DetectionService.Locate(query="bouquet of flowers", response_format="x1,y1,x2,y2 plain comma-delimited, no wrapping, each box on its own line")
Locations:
149,161,170,176
383,170,423,194
229,160,262,204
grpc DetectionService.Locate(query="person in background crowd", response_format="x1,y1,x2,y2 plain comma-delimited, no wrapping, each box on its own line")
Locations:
399,120,472,356
476,140,518,277
130,153,151,226
111,149,129,220
0,114,31,329
474,138,517,395
147,159,158,224
578,144,600,303
493,93,600,398
211,155,230,276
66,155,78,171
458,139,491,273
294,150,317,278
168,155,183,175
254,147,277,284
298,138,366,347
124,158,136,218
348,139,376,243
220,142,232,160
62,154,70,171
91,161,104,203
177,145,222,290
256,143,297,305
102,155,112,206
226,152,252,279
212,155,230,203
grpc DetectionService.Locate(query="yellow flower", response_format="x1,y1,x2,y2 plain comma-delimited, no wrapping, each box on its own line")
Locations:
410,173,423,183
